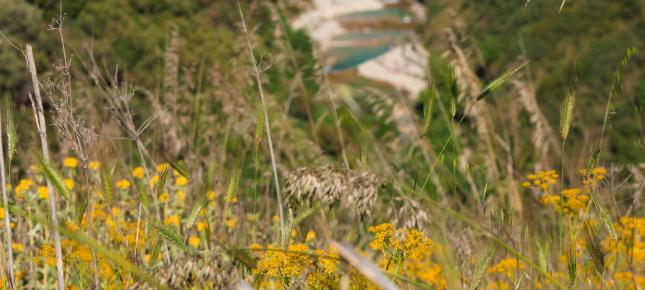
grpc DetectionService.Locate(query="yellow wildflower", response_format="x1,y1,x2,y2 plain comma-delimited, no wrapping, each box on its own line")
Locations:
196,221,206,232
64,178,75,190
132,167,145,179
177,190,185,201
225,218,237,229
164,215,180,226
488,257,525,278
156,163,170,173
305,230,316,242
188,236,200,248
88,161,101,171
175,176,188,187
63,157,78,168
115,179,131,189
37,186,48,200
159,192,169,203
207,190,217,200
149,175,160,188
11,242,24,252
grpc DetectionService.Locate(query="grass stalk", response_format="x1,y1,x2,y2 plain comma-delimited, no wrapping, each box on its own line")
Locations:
25,44,65,290
0,103,15,288
236,0,285,243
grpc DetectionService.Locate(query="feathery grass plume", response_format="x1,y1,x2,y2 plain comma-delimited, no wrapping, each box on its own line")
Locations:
476,61,529,101
584,151,618,242
2,94,16,163
283,166,347,209
559,92,575,141
39,160,71,202
149,219,189,252
186,195,208,233
469,244,495,290
225,166,241,208
583,223,605,276
344,171,381,217
599,47,638,146
590,187,617,242
421,86,436,137
560,60,577,141
147,254,234,289
389,195,429,229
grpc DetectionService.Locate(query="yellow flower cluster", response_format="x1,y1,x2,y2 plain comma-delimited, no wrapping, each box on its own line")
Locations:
14,178,33,199
541,188,589,215
368,223,434,260
613,271,645,289
581,167,607,192
368,223,445,289
252,243,314,286
488,257,525,279
63,157,78,168
604,217,645,266
522,170,558,191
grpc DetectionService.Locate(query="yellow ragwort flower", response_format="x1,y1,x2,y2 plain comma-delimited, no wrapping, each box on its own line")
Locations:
188,236,200,248
164,215,180,226
63,157,79,168
88,161,101,171
132,167,145,179
64,179,75,190
175,176,188,187
115,179,131,189
37,186,48,200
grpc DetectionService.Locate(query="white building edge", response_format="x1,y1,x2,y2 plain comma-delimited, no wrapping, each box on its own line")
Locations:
293,0,429,99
